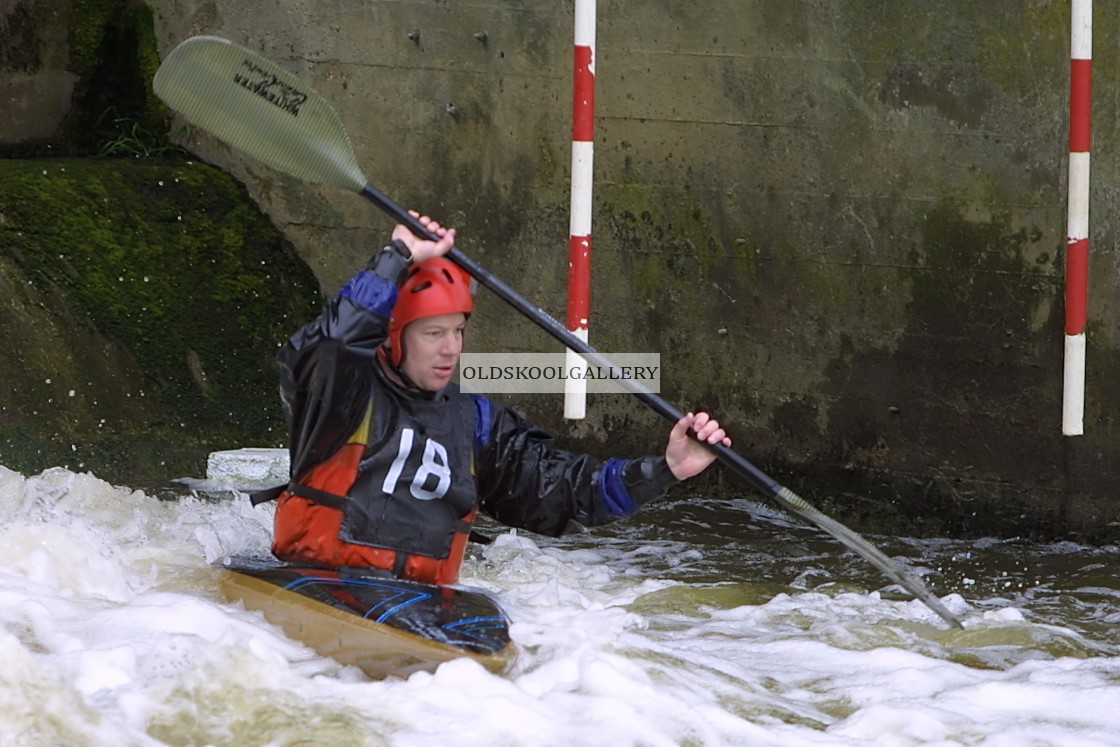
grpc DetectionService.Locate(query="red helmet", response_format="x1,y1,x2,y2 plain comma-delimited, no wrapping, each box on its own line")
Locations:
385,258,475,367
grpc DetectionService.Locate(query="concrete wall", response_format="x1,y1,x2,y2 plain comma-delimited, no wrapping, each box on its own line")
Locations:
6,0,1120,541
1,0,76,142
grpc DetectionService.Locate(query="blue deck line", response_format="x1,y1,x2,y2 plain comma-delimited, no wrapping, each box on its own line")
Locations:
281,576,432,622
443,616,509,645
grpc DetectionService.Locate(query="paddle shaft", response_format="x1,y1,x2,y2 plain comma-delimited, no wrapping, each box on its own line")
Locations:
361,183,785,498
150,35,961,627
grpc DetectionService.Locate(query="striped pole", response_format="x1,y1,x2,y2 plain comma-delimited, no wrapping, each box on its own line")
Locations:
1063,0,1092,436
565,0,596,419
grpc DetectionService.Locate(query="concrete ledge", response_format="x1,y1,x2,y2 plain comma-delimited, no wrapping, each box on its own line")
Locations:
206,447,289,489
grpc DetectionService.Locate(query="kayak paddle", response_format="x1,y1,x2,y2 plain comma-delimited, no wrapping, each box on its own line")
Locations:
153,35,964,629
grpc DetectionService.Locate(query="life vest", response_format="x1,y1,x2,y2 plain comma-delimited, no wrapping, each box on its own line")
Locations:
269,385,481,586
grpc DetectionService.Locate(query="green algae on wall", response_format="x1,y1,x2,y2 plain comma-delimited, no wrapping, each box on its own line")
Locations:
0,156,321,482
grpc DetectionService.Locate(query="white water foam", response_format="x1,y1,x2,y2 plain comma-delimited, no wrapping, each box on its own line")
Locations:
2,463,1120,746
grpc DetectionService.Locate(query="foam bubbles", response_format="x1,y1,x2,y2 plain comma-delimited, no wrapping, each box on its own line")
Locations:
1,464,1119,746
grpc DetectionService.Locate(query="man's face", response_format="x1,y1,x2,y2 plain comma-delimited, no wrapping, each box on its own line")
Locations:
400,312,467,392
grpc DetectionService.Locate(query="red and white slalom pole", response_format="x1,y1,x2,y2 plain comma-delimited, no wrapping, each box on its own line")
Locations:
565,0,596,419
1064,0,1092,436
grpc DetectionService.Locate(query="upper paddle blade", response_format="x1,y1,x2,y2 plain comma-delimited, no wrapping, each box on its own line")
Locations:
153,35,367,192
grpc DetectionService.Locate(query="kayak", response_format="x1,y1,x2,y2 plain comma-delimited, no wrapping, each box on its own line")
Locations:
216,557,516,678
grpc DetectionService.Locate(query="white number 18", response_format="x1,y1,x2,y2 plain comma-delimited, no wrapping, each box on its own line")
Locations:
381,427,451,500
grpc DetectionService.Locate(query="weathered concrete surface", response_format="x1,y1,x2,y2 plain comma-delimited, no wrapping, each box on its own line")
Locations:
0,0,75,142
5,1,1120,541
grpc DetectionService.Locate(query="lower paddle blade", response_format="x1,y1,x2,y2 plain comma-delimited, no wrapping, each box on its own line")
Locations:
153,35,367,193
776,487,964,628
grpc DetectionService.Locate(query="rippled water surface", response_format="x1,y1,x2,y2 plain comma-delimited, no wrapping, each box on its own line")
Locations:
2,463,1119,746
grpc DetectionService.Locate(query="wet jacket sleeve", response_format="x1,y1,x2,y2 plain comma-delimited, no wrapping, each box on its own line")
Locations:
471,396,679,536
279,266,398,480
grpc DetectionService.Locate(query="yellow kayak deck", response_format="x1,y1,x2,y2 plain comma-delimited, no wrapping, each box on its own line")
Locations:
217,559,516,678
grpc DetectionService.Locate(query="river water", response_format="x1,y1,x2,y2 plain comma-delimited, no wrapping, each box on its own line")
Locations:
2,462,1119,746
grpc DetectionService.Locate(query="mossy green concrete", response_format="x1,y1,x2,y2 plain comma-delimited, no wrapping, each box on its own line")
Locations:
791,198,1066,537
0,157,321,483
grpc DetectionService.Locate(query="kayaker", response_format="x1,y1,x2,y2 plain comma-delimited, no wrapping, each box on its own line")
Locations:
254,213,730,586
